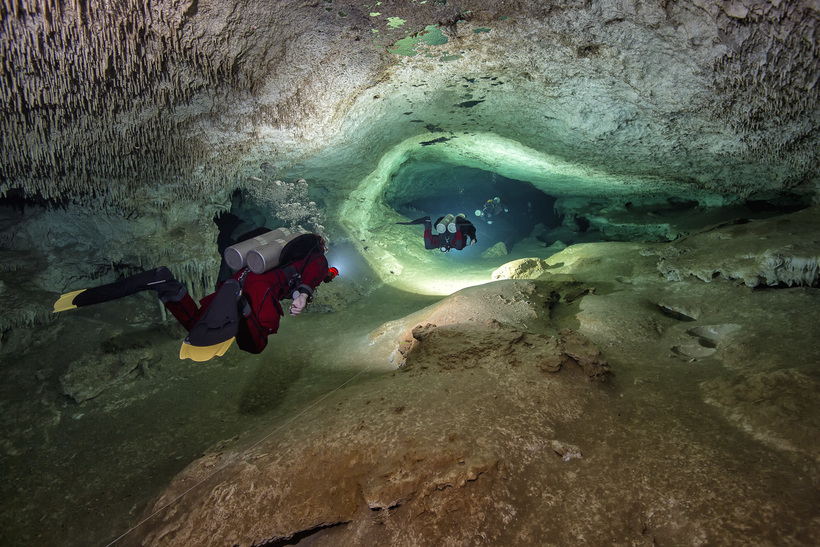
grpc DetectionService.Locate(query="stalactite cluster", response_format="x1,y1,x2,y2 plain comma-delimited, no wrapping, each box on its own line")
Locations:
246,178,325,236
0,0,350,331
0,0,258,205
711,2,819,174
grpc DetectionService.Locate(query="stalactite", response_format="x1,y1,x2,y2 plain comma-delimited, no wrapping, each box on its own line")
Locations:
711,0,818,174
0,0,234,206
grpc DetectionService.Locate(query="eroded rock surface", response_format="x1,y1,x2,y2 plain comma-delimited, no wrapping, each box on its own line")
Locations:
122,281,615,546
491,257,552,280
60,346,157,404
657,207,820,287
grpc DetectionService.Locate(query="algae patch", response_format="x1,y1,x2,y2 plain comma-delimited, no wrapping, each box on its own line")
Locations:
388,25,448,57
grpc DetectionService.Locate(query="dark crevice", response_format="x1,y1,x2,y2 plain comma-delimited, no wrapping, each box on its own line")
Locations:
258,521,350,546
658,304,698,321
183,0,199,19
213,189,273,283
0,188,68,211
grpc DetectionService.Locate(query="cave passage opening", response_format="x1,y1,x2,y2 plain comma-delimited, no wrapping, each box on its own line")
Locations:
384,161,560,254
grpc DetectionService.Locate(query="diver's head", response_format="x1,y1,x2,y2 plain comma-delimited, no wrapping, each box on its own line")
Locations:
493,197,500,203
324,266,339,283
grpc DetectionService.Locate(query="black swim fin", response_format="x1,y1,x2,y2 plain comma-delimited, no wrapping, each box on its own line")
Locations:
53,267,177,313
179,279,241,362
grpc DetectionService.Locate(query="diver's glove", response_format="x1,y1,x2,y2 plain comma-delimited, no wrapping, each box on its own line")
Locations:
290,292,308,316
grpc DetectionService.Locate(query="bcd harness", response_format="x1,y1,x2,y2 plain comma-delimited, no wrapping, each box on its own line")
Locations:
438,230,465,253
236,244,323,337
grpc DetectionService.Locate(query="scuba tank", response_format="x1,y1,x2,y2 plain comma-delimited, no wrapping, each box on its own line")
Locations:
247,230,313,274
448,213,466,233
224,227,312,274
436,214,455,234
223,228,291,271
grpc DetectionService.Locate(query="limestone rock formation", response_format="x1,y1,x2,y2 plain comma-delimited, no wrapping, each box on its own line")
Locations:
121,281,615,546
60,345,158,404
656,207,820,287
480,241,508,258
491,257,552,280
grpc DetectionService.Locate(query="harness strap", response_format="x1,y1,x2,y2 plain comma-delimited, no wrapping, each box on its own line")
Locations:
281,264,302,294
281,241,323,299
238,241,323,328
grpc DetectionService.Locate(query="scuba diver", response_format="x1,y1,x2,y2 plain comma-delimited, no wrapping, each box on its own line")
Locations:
53,228,339,362
475,197,509,224
397,214,477,252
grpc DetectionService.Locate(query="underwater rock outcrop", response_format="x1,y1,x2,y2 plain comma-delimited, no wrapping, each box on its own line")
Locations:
657,207,820,287
121,280,615,546
60,346,158,404
491,257,552,280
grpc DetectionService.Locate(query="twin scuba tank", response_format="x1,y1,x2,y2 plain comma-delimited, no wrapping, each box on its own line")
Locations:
223,227,311,274
435,213,466,234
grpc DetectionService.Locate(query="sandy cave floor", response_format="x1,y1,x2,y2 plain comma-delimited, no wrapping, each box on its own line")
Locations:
1,232,819,546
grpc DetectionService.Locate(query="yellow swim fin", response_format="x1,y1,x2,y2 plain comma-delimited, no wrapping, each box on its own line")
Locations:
53,289,87,313
179,338,235,362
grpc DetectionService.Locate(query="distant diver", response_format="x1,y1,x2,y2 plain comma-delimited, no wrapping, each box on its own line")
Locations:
397,214,477,252
53,228,338,362
475,197,508,224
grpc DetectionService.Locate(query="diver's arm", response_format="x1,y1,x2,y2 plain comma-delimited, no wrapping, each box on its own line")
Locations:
299,253,330,294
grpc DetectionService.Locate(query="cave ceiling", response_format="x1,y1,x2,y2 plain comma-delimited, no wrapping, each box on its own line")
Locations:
1,0,817,199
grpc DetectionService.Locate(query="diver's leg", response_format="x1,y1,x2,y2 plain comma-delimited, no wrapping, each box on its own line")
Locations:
163,293,201,331
424,219,437,249
83,267,179,305
147,267,202,330
55,267,182,312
